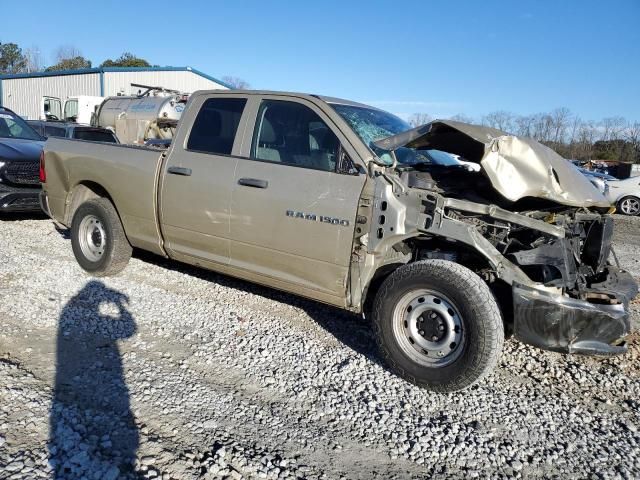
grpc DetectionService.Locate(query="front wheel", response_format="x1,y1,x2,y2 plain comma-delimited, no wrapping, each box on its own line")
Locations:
617,196,640,216
372,260,504,392
71,198,132,276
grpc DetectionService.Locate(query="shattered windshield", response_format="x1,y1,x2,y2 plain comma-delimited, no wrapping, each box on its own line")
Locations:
331,104,410,165
331,103,467,168
331,104,410,145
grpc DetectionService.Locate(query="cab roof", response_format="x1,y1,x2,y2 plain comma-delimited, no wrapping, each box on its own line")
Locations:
192,89,380,110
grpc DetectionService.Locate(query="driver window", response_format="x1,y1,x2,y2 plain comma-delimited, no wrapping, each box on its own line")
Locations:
251,100,339,172
43,97,62,120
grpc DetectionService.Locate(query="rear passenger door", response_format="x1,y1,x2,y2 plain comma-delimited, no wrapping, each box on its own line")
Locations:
229,97,366,304
159,95,250,267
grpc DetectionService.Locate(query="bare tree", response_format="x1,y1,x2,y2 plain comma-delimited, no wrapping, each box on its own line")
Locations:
481,111,514,132
600,116,627,142
575,120,598,160
408,113,432,127
221,76,250,89
449,114,474,123
624,121,640,163
54,45,83,64
598,116,628,159
531,113,554,143
550,107,572,144
514,115,534,138
24,46,44,73
625,122,640,147
567,115,584,159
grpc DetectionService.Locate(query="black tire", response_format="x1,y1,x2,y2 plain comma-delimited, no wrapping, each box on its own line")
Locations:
617,196,640,216
71,198,132,276
372,260,504,392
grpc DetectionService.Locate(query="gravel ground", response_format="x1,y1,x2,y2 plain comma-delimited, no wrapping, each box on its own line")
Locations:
0,213,639,479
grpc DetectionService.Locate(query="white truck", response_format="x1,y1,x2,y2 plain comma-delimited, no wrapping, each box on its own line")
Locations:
42,95,104,124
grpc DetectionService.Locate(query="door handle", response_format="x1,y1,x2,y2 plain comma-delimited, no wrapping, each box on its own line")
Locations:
167,166,192,176
238,178,268,189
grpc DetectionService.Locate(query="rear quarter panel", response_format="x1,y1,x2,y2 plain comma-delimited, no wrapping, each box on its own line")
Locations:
44,138,164,253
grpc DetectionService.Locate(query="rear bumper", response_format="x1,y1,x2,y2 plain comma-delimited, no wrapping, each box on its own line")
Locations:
513,268,638,355
0,185,42,212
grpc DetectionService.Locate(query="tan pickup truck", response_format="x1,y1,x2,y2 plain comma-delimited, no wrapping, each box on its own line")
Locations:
41,90,638,392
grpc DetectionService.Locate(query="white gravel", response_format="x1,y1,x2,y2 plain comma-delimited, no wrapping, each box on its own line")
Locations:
0,213,639,479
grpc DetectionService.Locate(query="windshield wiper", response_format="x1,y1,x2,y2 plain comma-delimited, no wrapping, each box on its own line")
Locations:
403,161,465,170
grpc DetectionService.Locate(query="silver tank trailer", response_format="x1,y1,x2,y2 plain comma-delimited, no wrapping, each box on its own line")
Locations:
93,94,186,145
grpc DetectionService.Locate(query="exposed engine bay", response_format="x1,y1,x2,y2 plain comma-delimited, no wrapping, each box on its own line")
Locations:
399,165,619,294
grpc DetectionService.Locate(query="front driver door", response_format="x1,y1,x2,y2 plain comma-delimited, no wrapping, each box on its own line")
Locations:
229,97,366,305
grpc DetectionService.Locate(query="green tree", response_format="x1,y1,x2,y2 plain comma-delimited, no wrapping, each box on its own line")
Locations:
46,56,92,71
100,53,150,68
0,42,27,74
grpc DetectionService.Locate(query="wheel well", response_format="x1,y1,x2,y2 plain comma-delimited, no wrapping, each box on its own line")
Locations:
362,262,404,319
65,182,114,225
362,240,514,334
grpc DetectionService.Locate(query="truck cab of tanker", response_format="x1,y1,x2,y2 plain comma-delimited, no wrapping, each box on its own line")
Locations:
40,95,104,124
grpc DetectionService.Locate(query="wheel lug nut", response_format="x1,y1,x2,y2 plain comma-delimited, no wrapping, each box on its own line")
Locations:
419,330,425,335
432,336,438,341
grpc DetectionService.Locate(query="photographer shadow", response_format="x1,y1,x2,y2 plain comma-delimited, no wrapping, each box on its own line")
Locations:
48,280,139,479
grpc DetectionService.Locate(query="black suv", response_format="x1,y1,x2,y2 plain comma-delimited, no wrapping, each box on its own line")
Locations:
26,121,119,143
0,107,44,212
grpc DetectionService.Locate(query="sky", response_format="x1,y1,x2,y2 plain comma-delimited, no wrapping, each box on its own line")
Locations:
2,0,639,121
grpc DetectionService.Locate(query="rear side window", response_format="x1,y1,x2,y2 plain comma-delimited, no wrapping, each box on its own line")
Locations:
187,98,247,155
44,126,66,138
251,100,340,172
74,129,118,143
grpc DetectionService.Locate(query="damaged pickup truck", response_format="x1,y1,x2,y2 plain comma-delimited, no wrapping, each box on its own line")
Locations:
41,91,638,392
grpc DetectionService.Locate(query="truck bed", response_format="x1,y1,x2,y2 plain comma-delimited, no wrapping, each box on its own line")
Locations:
43,137,165,254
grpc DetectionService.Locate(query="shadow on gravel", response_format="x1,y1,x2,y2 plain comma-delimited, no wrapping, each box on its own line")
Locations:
0,211,48,221
53,223,71,239
49,280,139,479
133,249,391,371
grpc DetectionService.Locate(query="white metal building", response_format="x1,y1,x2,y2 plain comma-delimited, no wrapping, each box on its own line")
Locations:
0,66,230,120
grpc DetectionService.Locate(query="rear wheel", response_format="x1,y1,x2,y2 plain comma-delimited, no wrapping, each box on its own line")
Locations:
618,196,640,216
71,198,132,276
372,260,504,392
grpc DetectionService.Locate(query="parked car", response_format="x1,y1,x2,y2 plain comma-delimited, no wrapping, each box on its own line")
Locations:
41,90,638,392
578,167,617,196
144,138,172,149
0,107,44,212
27,121,119,143
606,176,640,216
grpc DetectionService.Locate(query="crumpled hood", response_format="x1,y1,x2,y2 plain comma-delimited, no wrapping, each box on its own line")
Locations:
0,138,44,163
373,120,610,208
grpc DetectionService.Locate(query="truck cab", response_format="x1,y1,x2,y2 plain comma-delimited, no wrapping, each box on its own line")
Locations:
41,95,104,124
